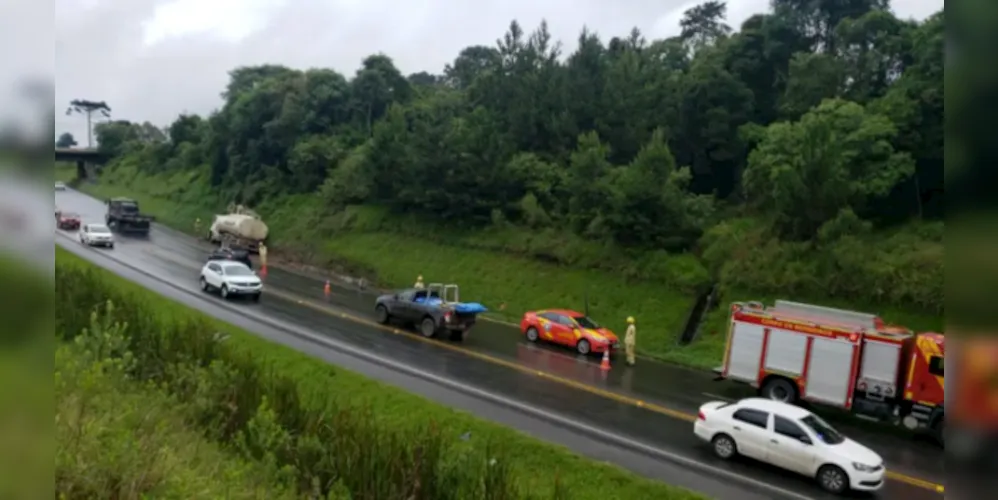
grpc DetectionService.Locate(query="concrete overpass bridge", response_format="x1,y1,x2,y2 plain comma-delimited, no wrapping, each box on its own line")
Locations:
54,147,110,179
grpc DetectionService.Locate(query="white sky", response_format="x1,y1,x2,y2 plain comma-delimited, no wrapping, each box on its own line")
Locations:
49,0,943,144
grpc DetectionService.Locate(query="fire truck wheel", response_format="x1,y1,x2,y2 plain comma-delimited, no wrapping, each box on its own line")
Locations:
711,434,737,460
930,415,944,446
761,377,798,404
816,464,848,494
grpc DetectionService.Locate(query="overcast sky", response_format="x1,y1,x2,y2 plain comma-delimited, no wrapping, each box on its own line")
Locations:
49,0,943,145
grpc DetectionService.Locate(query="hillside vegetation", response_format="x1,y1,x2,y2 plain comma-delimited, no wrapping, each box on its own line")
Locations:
75,1,944,365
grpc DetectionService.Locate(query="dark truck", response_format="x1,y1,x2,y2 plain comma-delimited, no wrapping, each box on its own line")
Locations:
105,197,154,234
375,283,488,341
207,246,253,269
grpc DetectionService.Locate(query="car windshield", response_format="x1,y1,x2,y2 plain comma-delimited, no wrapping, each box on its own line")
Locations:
223,265,254,277
800,414,845,445
572,315,601,329
90,225,110,234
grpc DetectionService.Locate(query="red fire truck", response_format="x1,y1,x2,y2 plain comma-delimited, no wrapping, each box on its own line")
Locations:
715,300,945,440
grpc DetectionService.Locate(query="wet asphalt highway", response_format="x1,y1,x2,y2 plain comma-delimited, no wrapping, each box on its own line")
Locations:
56,188,943,499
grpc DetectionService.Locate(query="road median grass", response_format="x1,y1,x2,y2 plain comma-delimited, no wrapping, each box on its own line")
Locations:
55,245,706,500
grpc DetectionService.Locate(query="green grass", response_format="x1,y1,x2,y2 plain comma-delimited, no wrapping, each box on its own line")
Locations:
56,341,297,499
55,246,705,500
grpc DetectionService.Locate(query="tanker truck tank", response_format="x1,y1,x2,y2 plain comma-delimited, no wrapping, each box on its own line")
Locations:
208,213,268,253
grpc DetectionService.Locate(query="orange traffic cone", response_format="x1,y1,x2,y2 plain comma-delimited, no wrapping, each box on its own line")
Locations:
600,349,611,371
323,280,331,296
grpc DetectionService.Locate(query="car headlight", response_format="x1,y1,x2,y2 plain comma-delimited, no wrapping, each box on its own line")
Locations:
852,462,878,472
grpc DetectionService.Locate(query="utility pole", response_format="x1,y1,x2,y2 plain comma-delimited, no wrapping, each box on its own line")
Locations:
65,99,111,148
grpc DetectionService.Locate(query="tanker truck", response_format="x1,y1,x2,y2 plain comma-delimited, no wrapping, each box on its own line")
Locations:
207,204,268,253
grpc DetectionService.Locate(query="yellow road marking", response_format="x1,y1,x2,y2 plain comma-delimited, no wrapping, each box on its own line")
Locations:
143,247,946,494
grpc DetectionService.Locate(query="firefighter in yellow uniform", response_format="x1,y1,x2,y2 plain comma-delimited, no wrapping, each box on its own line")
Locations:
414,275,425,289
624,316,637,366
258,242,268,267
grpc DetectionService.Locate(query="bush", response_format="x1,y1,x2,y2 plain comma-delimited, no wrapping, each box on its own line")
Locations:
55,247,703,500
56,311,296,499
700,218,944,314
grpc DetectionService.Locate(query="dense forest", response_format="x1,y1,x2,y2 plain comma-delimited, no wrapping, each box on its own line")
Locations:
90,0,944,314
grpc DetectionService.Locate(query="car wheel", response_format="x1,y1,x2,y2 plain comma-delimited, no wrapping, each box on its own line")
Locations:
420,317,437,338
711,434,737,460
761,377,798,404
199,277,209,292
251,293,261,303
525,327,540,342
108,243,114,249
220,284,230,299
576,338,591,355
816,464,849,494
375,304,390,324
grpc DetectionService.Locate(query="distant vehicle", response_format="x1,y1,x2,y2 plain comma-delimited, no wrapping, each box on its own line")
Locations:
207,246,252,269
79,223,114,248
694,398,885,495
55,210,81,230
520,309,620,356
199,260,262,301
105,197,154,234
375,283,488,340
55,181,66,191
715,300,944,442
208,206,268,253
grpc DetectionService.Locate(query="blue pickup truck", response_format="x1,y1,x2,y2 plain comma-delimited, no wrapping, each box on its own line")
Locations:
374,283,488,341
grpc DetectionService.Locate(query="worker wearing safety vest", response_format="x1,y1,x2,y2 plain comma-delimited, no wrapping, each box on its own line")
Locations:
624,316,637,366
414,275,425,289
258,242,268,268
194,217,202,235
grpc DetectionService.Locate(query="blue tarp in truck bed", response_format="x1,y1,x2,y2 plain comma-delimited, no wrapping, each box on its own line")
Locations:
413,296,488,314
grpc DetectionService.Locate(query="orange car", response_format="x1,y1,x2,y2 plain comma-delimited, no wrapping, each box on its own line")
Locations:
520,309,620,356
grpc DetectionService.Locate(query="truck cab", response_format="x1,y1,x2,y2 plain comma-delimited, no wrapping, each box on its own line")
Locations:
105,197,154,234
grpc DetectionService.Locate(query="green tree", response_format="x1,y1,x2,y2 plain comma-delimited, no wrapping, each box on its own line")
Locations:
743,98,914,239
65,99,111,147
55,132,77,148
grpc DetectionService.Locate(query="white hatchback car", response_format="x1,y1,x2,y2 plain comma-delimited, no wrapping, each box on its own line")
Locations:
694,398,884,494
199,260,262,301
79,223,115,248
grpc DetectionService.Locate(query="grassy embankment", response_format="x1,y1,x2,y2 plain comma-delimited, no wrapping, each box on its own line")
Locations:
58,163,943,369
55,245,704,500
56,342,298,499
